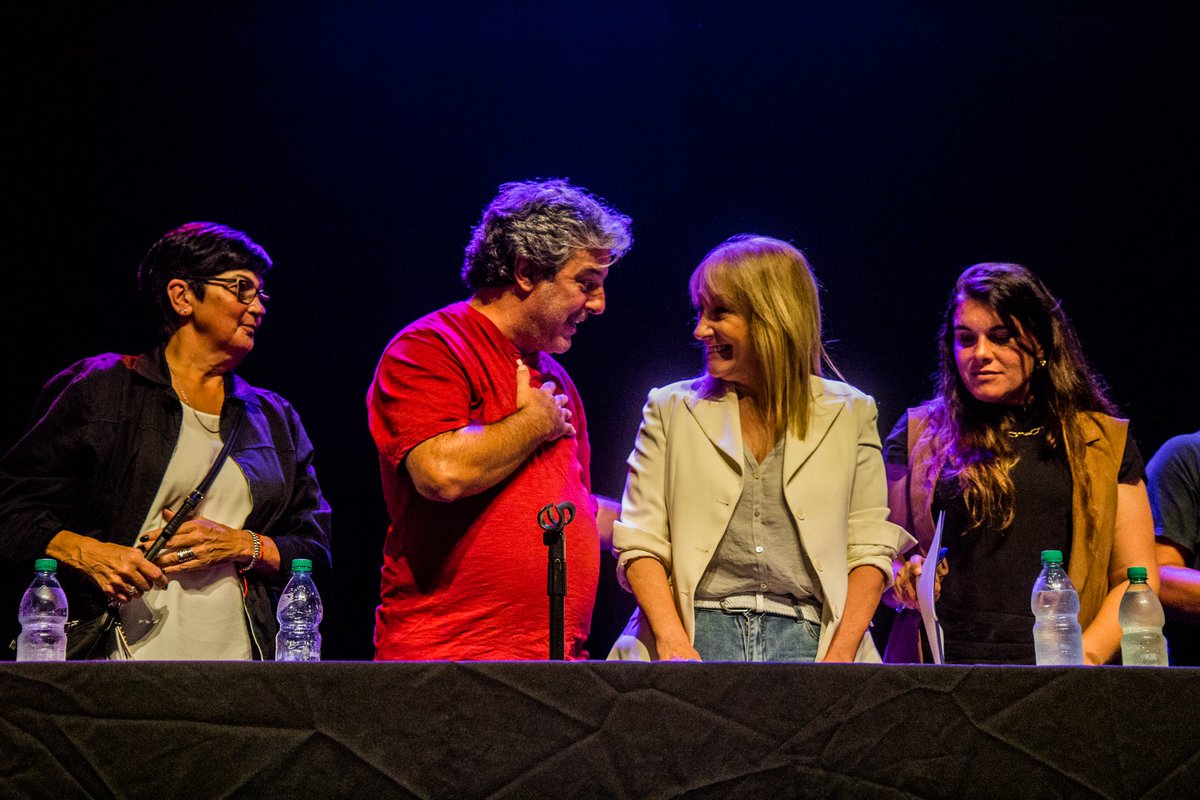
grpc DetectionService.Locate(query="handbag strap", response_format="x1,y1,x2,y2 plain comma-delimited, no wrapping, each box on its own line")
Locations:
198,406,245,494
142,406,245,562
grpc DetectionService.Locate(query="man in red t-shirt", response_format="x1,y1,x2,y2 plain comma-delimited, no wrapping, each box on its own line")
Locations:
368,180,633,660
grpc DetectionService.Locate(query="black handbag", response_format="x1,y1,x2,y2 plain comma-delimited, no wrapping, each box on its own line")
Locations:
65,613,114,660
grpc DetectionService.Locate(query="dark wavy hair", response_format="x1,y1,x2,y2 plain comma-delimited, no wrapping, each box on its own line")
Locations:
137,222,272,340
917,263,1116,529
461,179,632,289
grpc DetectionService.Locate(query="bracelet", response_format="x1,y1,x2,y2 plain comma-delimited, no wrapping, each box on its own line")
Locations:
238,530,262,575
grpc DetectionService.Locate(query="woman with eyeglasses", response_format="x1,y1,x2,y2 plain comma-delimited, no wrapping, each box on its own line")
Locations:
0,222,331,659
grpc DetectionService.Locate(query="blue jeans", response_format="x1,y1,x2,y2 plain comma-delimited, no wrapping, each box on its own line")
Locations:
692,607,820,662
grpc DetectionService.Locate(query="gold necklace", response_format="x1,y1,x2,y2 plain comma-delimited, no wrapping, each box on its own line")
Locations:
169,367,221,435
1005,425,1043,439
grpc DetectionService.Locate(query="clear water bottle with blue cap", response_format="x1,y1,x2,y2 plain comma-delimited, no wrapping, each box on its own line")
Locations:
275,558,322,661
16,558,69,662
1031,549,1084,665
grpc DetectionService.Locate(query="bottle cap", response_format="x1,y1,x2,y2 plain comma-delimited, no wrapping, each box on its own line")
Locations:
1040,549,1063,565
1127,566,1148,583
291,558,313,573
33,558,57,572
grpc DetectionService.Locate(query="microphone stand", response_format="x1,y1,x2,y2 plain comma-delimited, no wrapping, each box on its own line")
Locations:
538,501,575,661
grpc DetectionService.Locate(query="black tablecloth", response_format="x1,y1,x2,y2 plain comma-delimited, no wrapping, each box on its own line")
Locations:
1,662,1196,799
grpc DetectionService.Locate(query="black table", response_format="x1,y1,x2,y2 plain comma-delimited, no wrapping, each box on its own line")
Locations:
2,662,1196,799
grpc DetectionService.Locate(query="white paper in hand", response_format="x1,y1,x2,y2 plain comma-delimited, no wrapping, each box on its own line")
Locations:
917,510,946,664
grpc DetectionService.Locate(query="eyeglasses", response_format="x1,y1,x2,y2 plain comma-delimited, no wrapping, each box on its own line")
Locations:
202,277,270,305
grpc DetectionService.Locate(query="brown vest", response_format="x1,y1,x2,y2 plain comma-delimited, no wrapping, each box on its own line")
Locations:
904,409,1126,628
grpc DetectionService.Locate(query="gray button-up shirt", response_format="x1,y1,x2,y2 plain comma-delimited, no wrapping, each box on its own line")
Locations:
694,440,822,604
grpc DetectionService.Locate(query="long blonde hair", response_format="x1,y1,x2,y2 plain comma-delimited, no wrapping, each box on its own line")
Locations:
689,235,838,441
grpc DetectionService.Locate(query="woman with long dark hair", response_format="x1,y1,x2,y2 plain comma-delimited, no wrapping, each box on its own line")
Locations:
885,262,1156,664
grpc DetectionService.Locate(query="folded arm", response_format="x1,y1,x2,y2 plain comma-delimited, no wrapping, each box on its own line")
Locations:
406,362,574,502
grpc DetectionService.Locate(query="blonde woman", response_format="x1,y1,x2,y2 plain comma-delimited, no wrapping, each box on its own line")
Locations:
608,235,913,662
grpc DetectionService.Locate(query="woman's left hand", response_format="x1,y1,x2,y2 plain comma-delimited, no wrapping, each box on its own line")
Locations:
142,508,254,573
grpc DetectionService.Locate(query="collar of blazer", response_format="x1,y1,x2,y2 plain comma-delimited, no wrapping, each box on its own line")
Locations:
683,376,847,481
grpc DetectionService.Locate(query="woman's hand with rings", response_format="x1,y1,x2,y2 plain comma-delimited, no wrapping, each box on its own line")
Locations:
82,542,164,604
46,531,166,605
142,508,253,574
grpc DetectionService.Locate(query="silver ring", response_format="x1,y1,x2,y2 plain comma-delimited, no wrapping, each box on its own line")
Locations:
176,547,196,564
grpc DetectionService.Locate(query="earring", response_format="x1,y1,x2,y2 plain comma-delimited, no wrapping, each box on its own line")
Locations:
1037,358,1047,369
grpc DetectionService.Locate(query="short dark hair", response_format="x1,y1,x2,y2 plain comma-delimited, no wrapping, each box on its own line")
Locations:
137,222,272,339
461,179,632,289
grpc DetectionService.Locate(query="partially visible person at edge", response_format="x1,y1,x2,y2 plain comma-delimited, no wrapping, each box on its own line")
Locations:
608,235,914,662
1148,430,1200,665
367,179,632,660
883,262,1156,665
0,223,332,660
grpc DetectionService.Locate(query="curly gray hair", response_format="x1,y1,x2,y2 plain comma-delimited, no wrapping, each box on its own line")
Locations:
461,179,633,289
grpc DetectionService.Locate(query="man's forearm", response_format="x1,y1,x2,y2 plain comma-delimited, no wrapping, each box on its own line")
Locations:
407,407,550,502
1159,565,1200,623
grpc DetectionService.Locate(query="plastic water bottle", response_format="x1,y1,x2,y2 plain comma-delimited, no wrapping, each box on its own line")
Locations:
1118,566,1169,666
1031,549,1084,665
16,558,69,662
275,558,322,661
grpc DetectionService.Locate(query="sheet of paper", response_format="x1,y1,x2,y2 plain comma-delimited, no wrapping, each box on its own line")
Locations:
917,510,945,664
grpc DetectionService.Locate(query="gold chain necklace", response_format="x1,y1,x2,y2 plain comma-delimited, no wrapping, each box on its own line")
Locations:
1005,425,1043,439
169,367,221,435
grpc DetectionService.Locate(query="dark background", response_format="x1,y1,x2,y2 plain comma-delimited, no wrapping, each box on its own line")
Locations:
4,3,1197,660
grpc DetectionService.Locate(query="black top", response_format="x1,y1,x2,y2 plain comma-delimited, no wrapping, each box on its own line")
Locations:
884,410,1145,664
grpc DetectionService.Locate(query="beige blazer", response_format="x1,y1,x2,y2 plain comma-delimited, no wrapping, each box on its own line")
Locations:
608,376,915,661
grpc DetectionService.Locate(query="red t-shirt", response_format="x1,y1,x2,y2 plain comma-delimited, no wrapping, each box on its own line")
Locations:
367,302,599,660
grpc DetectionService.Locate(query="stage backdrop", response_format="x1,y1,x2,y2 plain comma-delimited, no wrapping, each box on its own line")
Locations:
4,4,1197,659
